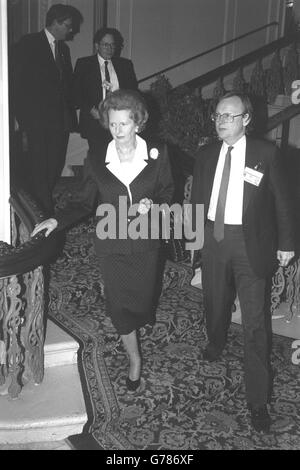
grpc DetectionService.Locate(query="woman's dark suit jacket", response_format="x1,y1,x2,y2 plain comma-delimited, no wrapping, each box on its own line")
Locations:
56,139,174,255
191,136,295,278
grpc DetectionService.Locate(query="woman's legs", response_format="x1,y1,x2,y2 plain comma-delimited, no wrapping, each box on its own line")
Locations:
121,330,141,380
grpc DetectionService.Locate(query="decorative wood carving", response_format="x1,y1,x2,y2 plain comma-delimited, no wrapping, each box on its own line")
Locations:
272,259,300,322
5,275,23,399
0,189,57,398
22,267,45,385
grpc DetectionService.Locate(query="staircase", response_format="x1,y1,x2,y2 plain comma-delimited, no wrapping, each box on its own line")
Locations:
0,320,87,444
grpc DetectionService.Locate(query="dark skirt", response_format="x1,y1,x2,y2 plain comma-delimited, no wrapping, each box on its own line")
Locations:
99,250,160,335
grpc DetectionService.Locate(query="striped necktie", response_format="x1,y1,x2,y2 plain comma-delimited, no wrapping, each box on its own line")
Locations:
104,60,110,83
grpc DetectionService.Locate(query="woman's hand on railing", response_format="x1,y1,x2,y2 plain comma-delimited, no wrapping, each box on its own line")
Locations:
31,218,58,238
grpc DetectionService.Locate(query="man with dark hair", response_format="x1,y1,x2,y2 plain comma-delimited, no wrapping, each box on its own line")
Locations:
73,27,138,154
11,3,83,215
191,91,295,433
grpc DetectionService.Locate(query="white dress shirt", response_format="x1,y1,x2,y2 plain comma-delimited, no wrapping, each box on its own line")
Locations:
208,135,246,225
44,28,56,59
97,55,119,99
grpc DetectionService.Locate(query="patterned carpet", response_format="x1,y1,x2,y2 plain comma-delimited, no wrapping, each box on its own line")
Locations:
48,179,300,450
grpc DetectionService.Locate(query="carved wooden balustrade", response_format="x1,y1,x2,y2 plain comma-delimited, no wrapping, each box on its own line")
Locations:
0,189,60,399
271,260,300,322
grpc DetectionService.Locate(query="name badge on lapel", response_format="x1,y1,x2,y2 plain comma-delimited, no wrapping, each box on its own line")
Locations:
244,167,263,186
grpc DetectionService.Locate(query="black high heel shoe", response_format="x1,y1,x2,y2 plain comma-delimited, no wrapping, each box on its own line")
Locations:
126,376,141,392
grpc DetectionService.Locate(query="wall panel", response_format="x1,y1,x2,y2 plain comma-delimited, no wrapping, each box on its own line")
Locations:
107,0,286,89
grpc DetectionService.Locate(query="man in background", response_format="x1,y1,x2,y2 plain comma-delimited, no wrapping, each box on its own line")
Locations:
73,27,138,154
11,3,83,215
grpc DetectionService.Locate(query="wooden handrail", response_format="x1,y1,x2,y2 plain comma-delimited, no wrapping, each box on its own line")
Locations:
138,21,279,84
0,188,62,278
0,231,60,278
266,102,300,131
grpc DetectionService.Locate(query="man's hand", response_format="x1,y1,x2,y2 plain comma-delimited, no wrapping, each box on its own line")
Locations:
90,106,100,120
102,80,113,92
277,250,295,267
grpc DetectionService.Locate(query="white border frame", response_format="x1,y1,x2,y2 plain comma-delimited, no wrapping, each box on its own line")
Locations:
0,0,10,243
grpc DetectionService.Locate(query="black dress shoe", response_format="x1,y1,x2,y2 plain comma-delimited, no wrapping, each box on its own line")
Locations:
126,377,141,392
202,348,221,362
249,405,271,433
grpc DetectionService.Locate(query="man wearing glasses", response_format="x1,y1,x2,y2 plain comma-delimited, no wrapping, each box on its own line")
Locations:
73,27,138,155
191,91,295,433
11,3,83,215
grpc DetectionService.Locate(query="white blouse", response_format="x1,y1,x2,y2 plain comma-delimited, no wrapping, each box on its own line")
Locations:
105,135,149,204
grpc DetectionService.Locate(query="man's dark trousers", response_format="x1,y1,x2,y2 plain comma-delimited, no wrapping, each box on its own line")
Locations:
11,31,77,216
202,221,271,406
25,127,69,215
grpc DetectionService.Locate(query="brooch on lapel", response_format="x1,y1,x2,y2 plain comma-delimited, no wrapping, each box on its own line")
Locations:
149,148,159,160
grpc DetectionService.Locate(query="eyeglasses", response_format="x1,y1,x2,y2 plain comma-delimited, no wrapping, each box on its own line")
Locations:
211,112,245,123
99,42,116,49
62,21,73,31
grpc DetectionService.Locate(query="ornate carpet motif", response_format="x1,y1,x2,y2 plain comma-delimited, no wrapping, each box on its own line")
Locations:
49,183,300,450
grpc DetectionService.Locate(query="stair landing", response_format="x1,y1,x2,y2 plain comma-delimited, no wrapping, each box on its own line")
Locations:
0,320,87,444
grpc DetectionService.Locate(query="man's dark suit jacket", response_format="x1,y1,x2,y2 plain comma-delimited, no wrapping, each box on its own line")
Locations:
191,137,295,278
11,30,77,132
72,55,138,139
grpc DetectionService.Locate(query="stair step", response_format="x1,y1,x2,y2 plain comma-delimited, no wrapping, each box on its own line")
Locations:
44,320,79,368
0,363,87,444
